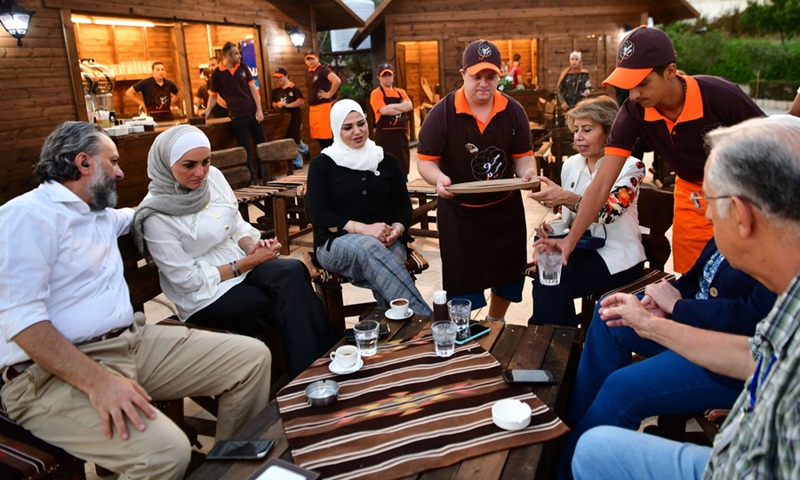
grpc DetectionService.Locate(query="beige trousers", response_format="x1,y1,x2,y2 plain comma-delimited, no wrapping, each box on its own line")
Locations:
1,318,271,480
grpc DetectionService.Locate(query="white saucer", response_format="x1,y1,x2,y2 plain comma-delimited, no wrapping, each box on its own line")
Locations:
329,357,364,375
385,308,414,320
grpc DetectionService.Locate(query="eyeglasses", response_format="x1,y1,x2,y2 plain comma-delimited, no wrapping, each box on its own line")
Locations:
690,190,734,210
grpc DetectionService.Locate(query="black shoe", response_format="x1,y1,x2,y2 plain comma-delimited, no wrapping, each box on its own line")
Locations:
249,179,257,186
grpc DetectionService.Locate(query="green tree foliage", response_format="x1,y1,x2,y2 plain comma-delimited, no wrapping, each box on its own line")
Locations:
740,0,800,44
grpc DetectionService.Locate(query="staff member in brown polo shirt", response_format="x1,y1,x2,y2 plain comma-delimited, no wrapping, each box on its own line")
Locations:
537,26,763,273
418,39,536,321
205,41,266,185
125,61,180,122
370,62,413,177
304,51,341,149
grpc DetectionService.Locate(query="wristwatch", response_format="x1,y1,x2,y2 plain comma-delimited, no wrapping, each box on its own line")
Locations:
229,261,241,277
573,196,582,212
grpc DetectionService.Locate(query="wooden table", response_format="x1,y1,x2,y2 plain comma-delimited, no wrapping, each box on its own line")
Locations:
188,310,579,480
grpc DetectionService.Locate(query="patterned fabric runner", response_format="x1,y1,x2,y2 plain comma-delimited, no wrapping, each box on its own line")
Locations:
276,336,569,480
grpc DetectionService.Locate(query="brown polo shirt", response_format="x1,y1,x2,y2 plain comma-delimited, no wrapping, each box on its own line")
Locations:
209,63,256,118
606,74,764,183
306,64,334,106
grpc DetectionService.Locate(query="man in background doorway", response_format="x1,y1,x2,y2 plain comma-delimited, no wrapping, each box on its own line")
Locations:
205,41,266,185
370,62,413,177
304,50,341,149
194,57,228,118
271,67,307,170
125,61,180,122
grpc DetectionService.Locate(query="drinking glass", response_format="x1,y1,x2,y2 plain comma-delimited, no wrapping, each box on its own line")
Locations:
431,321,457,357
354,320,379,357
447,298,471,340
538,251,563,286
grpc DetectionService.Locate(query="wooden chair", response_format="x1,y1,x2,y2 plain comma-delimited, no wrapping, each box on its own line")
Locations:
257,139,299,179
210,147,285,230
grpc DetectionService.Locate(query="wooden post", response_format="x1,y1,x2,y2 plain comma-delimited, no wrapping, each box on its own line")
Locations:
61,8,89,122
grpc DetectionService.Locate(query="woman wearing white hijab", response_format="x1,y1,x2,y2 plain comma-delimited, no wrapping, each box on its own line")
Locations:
307,100,432,315
133,125,335,377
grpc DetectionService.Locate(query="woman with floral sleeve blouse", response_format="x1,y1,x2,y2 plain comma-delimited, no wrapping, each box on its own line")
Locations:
528,96,646,325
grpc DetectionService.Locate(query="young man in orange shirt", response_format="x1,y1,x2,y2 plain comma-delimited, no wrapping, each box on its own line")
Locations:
369,62,413,176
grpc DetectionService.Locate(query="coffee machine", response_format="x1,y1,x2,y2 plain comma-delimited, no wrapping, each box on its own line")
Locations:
80,59,116,126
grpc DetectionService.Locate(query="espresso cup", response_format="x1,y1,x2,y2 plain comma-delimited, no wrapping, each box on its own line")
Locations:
549,219,568,236
330,345,359,369
389,298,410,317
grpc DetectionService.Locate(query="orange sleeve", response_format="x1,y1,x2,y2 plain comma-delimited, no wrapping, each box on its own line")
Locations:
512,150,533,159
417,153,441,161
604,146,632,158
370,89,386,122
399,88,411,104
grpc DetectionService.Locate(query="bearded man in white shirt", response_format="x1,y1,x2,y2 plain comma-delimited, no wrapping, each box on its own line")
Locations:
0,121,271,480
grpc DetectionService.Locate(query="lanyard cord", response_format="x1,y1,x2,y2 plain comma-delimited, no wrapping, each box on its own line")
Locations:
747,353,777,413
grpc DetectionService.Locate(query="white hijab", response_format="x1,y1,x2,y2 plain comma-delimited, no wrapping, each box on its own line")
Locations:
321,99,384,174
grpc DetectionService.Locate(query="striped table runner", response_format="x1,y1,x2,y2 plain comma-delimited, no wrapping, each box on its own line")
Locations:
276,336,568,480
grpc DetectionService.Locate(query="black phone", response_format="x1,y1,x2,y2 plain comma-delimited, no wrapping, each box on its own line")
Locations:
502,369,557,385
454,322,491,345
207,439,275,460
345,323,390,341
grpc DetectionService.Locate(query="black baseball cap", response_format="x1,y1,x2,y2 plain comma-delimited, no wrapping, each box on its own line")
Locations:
304,50,318,60
272,67,289,78
462,39,502,76
603,26,677,89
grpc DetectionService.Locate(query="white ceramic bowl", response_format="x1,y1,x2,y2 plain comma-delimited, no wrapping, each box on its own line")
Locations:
492,398,532,430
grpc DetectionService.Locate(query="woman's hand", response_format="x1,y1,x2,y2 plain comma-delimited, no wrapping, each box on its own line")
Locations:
382,225,403,247
535,220,554,239
249,238,282,265
527,176,573,209
360,222,393,241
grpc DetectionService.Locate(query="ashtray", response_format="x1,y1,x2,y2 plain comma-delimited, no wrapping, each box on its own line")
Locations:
492,398,532,430
305,379,339,407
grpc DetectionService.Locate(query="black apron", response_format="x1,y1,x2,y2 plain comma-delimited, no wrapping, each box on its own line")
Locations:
375,87,410,175
436,94,527,296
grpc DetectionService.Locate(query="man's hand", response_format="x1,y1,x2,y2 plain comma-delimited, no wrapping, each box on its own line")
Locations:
643,281,682,315
256,111,264,123
87,371,156,440
599,293,661,340
436,174,454,199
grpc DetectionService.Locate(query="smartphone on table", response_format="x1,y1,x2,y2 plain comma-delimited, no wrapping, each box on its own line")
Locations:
454,321,491,345
501,369,557,385
345,323,390,341
207,439,275,460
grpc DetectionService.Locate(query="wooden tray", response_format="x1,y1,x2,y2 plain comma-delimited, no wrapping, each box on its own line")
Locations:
446,178,539,194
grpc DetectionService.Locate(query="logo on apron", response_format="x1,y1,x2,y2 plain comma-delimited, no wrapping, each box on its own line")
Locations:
471,146,507,180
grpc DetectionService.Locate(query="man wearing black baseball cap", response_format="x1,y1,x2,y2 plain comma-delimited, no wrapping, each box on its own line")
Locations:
369,62,413,176
304,51,341,149
418,39,537,322
535,26,763,274
271,67,307,169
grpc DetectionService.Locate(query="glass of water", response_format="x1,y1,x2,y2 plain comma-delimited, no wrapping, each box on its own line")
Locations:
354,319,380,357
447,298,472,340
431,321,457,357
538,250,564,286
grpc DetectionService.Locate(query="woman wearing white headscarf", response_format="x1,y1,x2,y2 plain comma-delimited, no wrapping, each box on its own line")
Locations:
133,125,334,377
306,100,432,315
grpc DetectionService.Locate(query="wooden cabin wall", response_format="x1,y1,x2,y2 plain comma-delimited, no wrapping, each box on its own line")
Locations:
0,0,315,203
397,40,439,108
381,0,648,95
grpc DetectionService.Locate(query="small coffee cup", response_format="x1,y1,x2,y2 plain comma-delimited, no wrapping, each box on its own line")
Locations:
330,345,359,369
549,219,568,236
389,298,410,317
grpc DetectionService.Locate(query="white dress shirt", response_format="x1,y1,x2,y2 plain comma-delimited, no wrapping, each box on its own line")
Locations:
0,182,135,368
142,166,260,320
559,154,647,275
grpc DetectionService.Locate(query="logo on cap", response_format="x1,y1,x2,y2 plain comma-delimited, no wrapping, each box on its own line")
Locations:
477,44,493,60
619,41,635,62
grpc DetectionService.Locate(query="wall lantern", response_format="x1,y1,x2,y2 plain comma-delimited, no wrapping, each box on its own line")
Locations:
285,23,305,52
0,0,34,47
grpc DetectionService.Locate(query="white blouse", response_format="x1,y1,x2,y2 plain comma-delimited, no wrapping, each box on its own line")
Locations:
142,166,260,320
559,154,647,275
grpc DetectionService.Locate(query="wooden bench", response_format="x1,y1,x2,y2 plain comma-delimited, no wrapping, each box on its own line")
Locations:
406,179,439,238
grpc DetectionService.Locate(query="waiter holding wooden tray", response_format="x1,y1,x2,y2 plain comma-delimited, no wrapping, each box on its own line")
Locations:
417,39,537,322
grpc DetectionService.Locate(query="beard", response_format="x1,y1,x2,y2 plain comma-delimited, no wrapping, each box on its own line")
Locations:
86,165,119,211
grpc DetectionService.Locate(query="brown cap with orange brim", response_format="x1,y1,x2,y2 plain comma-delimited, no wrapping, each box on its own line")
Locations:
603,26,676,90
